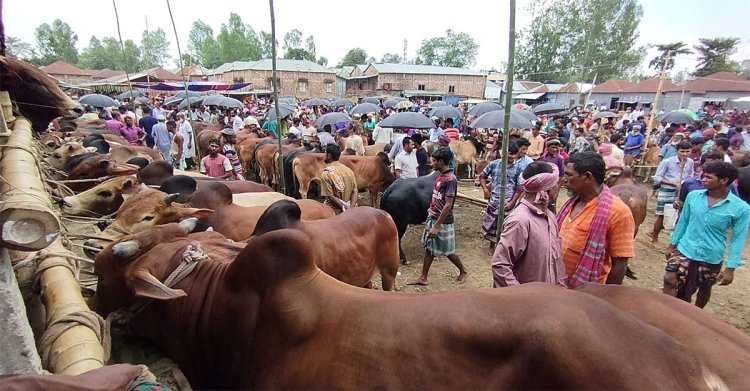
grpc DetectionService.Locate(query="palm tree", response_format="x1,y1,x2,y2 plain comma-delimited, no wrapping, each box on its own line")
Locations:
648,42,691,75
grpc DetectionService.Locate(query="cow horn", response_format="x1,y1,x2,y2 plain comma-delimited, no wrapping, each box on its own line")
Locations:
112,240,140,261
178,218,198,234
164,193,179,205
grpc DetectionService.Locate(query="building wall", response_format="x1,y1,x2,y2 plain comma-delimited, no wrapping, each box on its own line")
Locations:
52,74,93,85
372,72,485,98
335,76,347,98
210,70,335,98
345,77,378,97
484,83,502,101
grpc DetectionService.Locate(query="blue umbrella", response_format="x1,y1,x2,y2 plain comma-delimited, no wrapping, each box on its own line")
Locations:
362,97,380,105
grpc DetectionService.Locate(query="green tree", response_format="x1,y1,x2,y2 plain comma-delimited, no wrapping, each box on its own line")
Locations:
305,35,316,56
317,56,328,67
692,37,741,77
259,31,276,58
120,39,142,73
516,0,644,83
648,42,691,75
414,30,478,68
34,19,79,65
284,47,315,61
338,48,368,66
215,13,262,63
5,36,36,59
188,20,220,68
381,52,403,63
140,28,171,68
283,29,303,51
78,36,113,69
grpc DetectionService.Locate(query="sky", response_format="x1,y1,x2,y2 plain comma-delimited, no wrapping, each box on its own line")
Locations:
5,0,750,78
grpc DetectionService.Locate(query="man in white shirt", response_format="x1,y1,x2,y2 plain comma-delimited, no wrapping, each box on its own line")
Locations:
199,105,211,122
394,136,418,179
288,117,302,138
372,124,393,145
231,110,244,131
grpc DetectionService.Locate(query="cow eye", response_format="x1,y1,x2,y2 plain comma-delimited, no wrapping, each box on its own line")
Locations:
141,215,155,221
97,190,113,198
53,153,61,159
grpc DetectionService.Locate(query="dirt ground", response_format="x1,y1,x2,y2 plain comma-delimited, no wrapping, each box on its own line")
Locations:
393,180,750,334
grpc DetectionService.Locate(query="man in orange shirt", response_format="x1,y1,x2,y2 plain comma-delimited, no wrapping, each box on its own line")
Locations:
558,151,635,285
526,125,545,160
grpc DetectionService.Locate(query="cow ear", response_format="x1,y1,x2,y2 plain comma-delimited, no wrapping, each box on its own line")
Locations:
85,146,98,153
99,159,111,167
122,178,135,190
177,207,213,219
129,269,186,300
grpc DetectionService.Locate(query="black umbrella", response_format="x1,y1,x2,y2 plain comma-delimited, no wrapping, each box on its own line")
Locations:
379,112,434,129
163,96,183,106
266,104,296,121
178,97,204,110
383,97,407,108
116,90,144,100
134,97,150,105
174,90,201,99
201,95,225,106
303,98,329,107
469,110,535,129
592,111,620,120
280,97,297,106
361,97,380,105
218,97,244,108
429,100,447,108
315,112,352,128
532,102,567,115
512,108,538,122
429,106,463,119
656,111,695,125
467,102,503,117
79,94,117,108
349,103,380,116
330,99,353,109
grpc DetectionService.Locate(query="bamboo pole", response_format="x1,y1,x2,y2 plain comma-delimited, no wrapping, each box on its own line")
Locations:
496,0,516,242
2,118,106,374
270,0,286,194
112,0,134,100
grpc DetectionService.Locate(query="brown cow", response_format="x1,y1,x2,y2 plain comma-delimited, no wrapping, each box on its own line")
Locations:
0,56,83,131
292,153,394,206
47,142,92,169
94,225,725,390
578,283,750,390
198,129,222,157
61,176,139,216
237,136,273,179
187,182,334,241
607,166,648,236
254,143,301,188
65,154,140,192
449,138,481,178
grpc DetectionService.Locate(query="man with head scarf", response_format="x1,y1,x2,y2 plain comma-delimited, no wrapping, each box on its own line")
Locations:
491,161,567,287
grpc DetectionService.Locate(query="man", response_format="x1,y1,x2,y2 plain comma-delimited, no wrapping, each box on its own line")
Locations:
151,100,165,120
608,133,625,164
168,120,183,169
138,106,158,147
558,151,635,286
371,121,393,145
121,116,146,146
361,114,376,133
514,138,533,172
231,110,244,132
658,131,685,161
407,147,469,286
568,127,590,156
345,124,366,156
317,124,336,148
479,141,525,250
412,135,430,176
288,117,302,138
675,152,738,210
710,137,732,163
198,105,211,123
664,162,750,308
220,128,244,180
394,136,418,179
177,113,196,170
689,137,705,165
151,114,172,165
200,139,233,179
301,119,317,145
428,117,443,142
492,161,566,287
648,140,694,244
541,139,565,175
526,125,545,160
262,115,279,138
320,144,358,214
105,111,125,134
622,125,644,166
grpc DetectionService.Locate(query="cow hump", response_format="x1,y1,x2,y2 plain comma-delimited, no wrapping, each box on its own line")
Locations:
251,200,302,236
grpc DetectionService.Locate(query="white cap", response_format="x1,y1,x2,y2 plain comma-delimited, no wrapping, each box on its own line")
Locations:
157,114,166,121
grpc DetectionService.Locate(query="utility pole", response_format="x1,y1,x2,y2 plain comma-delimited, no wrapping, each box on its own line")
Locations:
112,0,134,98
270,0,285,194
647,50,671,133
496,0,516,243
402,39,408,64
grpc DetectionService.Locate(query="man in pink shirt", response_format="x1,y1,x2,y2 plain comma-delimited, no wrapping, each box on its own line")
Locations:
105,111,125,134
200,140,233,179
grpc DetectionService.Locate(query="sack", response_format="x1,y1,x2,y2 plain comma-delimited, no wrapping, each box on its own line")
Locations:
664,203,678,230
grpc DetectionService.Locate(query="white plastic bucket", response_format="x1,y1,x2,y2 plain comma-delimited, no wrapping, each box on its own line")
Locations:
663,203,678,231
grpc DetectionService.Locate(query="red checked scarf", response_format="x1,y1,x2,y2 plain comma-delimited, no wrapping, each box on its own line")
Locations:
556,185,613,286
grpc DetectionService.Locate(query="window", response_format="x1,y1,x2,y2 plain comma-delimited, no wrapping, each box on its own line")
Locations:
448,85,455,93
233,77,245,83
297,80,308,93
418,84,426,91
358,83,364,90
266,77,281,88
325,82,333,93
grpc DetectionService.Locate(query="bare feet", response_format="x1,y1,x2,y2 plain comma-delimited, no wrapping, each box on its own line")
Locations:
646,231,658,245
456,271,469,284
406,278,428,286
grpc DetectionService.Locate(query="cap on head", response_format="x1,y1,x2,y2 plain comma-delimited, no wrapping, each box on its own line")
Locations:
222,128,236,136
157,114,166,121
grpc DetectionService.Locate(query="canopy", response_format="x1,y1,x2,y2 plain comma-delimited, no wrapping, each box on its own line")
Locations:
131,81,252,91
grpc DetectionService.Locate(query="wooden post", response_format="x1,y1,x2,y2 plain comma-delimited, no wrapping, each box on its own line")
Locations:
270,0,286,194
496,0,516,243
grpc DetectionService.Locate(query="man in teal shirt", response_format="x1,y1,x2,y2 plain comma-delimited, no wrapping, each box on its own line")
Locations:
663,162,750,308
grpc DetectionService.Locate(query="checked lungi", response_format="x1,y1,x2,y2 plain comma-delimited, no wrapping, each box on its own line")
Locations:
422,216,456,256
656,187,677,216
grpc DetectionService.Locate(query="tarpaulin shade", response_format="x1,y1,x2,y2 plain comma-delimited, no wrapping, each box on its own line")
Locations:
131,82,252,91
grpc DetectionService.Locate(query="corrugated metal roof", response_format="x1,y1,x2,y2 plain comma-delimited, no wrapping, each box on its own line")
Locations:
210,59,335,75
370,63,484,76
41,61,92,76
590,79,636,93
683,72,750,94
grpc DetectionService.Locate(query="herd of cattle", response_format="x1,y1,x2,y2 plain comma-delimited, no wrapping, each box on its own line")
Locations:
2,55,750,389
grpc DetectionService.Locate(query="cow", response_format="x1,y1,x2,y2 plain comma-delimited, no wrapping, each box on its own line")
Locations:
197,129,222,158
365,142,387,156
61,176,139,217
254,142,299,188
187,183,334,241
237,136,273,179
47,142,92,170
606,166,648,237
380,171,439,263
64,153,140,192
578,283,750,390
737,165,750,204
292,153,395,206
94,225,725,390
449,137,483,178
0,56,83,131
160,175,273,203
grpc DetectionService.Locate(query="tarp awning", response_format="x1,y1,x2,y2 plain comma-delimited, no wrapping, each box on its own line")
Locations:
403,89,443,97
513,92,545,100
130,81,252,91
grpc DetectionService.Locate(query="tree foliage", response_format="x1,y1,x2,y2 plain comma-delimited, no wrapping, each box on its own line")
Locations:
215,13,262,64
648,42,691,75
692,37,740,77
5,36,36,59
516,0,644,83
338,48,368,66
284,48,315,61
381,52,403,63
34,19,78,65
188,20,220,68
280,29,316,62
140,28,171,69
414,30,478,68
283,29,303,51
317,56,328,66
259,31,276,58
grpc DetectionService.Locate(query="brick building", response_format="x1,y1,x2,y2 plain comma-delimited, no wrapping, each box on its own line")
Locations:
208,59,336,98
40,61,93,85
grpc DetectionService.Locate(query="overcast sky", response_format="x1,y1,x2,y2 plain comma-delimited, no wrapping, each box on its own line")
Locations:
5,0,750,78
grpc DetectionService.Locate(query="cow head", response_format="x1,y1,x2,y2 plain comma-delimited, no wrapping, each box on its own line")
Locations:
61,176,139,217
84,189,213,257
41,133,64,150
47,142,90,170
0,56,83,131
136,161,174,186
187,182,233,208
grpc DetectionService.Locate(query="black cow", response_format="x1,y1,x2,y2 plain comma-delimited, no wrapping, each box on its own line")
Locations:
159,175,197,203
737,165,750,204
379,171,439,263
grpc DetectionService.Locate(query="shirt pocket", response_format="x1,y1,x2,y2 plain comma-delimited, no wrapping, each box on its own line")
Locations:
705,211,733,230
566,224,589,254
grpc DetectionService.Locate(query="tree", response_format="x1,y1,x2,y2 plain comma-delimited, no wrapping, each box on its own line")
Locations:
317,56,328,67
305,35,316,57
415,30,478,68
140,28,171,68
188,20,220,67
381,52,403,63
78,36,112,69
120,39,142,73
259,31,276,58
693,37,741,77
283,29,303,51
338,48,368,66
516,0,644,83
648,42,691,75
5,36,35,59
215,13,262,63
34,19,79,65
284,47,315,61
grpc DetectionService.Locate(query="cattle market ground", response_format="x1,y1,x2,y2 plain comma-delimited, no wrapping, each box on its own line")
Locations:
391,180,750,334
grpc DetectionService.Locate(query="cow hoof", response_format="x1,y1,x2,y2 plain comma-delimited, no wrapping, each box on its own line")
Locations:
400,259,410,266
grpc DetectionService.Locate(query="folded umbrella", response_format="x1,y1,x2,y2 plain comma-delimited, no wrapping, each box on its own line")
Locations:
469,110,534,129
79,94,117,108
378,112,434,129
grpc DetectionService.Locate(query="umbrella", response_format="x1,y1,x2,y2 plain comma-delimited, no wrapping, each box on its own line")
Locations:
532,102,567,115
79,94,118,108
173,90,201,99
330,98,354,109
513,103,530,110
469,110,535,130
512,108,538,122
163,96,183,106
266,104,297,121
379,112,434,129
218,97,244,108
361,97,380,105
429,106,463,119
201,95,226,106
178,97,204,110
279,97,297,106
133,97,150,105
383,97,407,108
116,90,143,100
593,111,620,120
468,102,503,117
315,112,352,128
303,98,329,107
349,103,380,116
674,108,698,122
657,110,696,125
394,100,414,110
429,101,447,108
